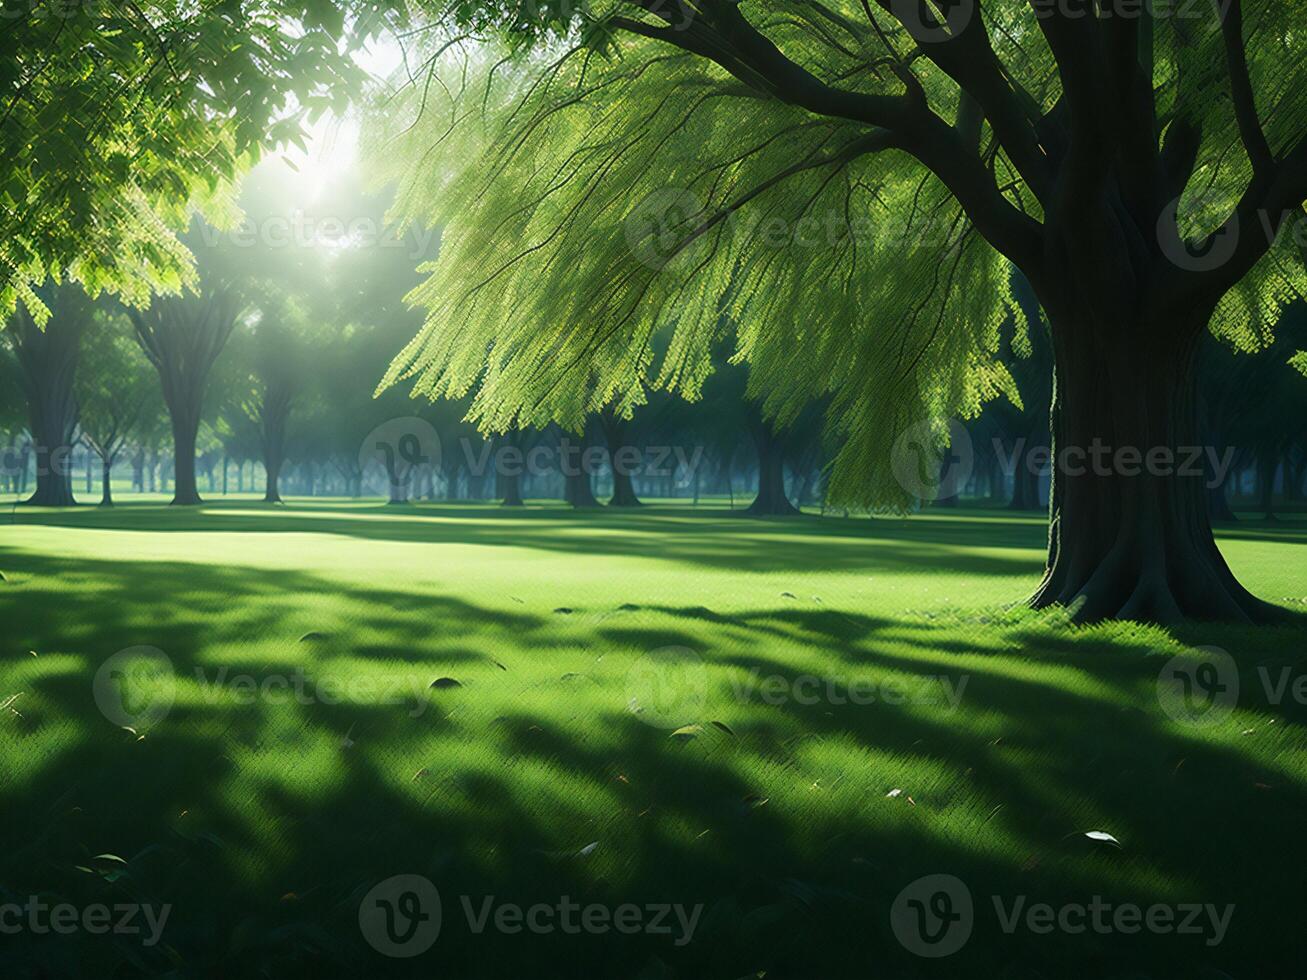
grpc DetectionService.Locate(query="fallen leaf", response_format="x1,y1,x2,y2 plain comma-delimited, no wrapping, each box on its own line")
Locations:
1083,830,1121,847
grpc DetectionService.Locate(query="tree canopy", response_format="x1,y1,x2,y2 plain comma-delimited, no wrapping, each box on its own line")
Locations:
371,0,1307,512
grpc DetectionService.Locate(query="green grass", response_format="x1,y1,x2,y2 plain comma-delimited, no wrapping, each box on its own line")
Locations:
2,500,1305,978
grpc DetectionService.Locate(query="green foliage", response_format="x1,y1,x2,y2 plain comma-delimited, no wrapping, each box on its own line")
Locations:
369,2,1307,509
75,310,160,460
0,0,401,322
370,31,1023,508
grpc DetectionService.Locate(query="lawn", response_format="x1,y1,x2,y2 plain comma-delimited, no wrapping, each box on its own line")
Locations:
2,501,1305,978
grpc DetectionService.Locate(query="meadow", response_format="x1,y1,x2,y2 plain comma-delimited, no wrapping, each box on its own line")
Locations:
2,501,1305,978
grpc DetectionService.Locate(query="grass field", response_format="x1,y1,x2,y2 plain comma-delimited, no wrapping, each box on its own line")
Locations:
2,501,1305,978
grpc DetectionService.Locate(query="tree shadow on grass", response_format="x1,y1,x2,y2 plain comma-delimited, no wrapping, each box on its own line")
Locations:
1,538,1306,977
5,500,1049,577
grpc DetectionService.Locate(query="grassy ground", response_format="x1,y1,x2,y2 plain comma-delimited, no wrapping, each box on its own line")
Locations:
1,500,1305,979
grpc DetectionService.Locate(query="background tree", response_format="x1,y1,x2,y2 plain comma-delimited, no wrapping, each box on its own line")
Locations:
6,284,93,505
128,267,242,506
75,312,157,506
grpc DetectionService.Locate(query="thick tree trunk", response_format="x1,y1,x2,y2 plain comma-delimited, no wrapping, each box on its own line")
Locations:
14,320,80,508
745,414,797,516
1008,432,1045,511
1208,479,1237,522
599,410,641,507
564,469,599,508
563,426,599,508
1256,453,1278,521
264,458,283,503
100,456,113,507
261,398,289,504
169,406,203,506
1031,313,1283,624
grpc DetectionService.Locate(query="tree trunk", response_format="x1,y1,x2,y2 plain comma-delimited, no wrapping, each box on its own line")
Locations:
1256,452,1278,522
264,457,283,503
169,406,203,506
1208,473,1237,522
261,395,289,504
1031,314,1282,624
1008,436,1044,511
599,410,641,507
564,469,599,508
745,414,797,516
14,320,80,508
100,455,114,507
563,426,599,508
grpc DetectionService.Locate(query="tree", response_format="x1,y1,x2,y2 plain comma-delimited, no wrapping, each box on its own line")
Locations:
562,422,601,508
128,278,241,505
376,1,1307,622
76,313,157,506
6,284,94,505
598,406,642,506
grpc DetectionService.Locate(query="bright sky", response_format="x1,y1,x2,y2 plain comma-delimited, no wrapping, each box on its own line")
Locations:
277,33,406,200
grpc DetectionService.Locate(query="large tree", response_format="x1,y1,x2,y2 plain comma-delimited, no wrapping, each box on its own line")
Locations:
376,0,1307,622
128,284,241,505
6,285,93,505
